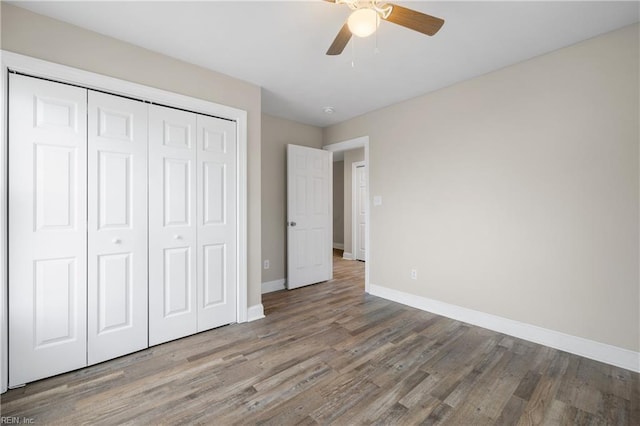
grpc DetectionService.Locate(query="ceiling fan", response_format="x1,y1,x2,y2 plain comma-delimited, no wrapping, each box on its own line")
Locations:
324,0,445,55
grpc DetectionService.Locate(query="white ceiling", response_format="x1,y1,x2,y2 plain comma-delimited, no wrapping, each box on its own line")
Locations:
10,1,639,127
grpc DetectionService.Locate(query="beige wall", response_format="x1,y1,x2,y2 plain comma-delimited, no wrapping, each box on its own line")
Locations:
1,4,263,307
324,24,640,352
343,148,365,257
333,161,344,246
261,114,323,284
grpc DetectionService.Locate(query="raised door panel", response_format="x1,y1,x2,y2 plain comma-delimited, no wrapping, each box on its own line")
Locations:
149,105,198,346
98,151,132,229
196,115,237,330
163,247,192,317
87,91,148,365
164,158,192,227
96,254,132,333
35,144,77,230
34,258,78,347
203,244,225,307
203,161,225,225
9,74,88,386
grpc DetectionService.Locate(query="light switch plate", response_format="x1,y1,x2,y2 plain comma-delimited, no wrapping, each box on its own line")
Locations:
373,196,382,206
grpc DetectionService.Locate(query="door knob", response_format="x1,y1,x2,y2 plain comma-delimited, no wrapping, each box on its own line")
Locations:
112,238,121,244
289,222,296,227
174,235,183,240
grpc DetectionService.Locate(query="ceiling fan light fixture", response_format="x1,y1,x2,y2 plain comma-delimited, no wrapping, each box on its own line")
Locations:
347,8,380,38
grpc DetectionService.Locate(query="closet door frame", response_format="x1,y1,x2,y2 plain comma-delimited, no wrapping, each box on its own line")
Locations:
0,51,249,393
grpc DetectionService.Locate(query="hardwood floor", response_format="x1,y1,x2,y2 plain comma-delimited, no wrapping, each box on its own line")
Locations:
2,250,638,425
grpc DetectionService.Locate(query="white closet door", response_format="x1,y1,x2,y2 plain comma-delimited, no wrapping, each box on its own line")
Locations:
196,115,237,330
87,91,148,364
9,74,88,386
148,105,198,346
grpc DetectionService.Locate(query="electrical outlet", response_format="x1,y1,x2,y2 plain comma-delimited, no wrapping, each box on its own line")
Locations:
263,260,270,270
411,269,417,280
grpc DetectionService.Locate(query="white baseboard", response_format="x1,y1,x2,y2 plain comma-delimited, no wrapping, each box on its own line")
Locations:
262,279,286,294
369,284,640,373
333,243,344,250
247,304,265,322
342,252,354,260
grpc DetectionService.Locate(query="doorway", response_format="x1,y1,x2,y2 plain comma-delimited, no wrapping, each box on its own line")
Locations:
353,161,366,262
324,137,370,293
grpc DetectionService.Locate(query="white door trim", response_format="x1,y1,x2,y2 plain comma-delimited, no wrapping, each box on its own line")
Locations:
0,51,249,391
323,137,370,293
352,161,366,262
0,52,8,394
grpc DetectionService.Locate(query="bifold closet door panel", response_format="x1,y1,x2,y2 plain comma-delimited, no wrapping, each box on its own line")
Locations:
8,74,88,386
87,91,149,365
148,104,198,346
196,115,237,330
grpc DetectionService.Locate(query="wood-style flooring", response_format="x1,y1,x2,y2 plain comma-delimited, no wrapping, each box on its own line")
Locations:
1,250,638,424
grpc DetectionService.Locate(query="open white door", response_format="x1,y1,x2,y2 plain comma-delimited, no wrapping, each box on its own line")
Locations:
287,145,332,289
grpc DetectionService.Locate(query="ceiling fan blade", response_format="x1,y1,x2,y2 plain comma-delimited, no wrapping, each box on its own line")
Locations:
384,4,444,36
326,23,352,55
